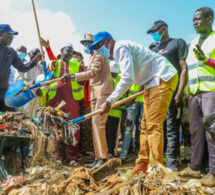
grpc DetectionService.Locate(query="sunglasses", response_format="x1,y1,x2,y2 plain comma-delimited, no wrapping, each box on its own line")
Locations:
3,33,15,40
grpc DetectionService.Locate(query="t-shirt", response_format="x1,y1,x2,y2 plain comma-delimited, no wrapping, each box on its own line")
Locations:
106,40,177,104
152,38,188,76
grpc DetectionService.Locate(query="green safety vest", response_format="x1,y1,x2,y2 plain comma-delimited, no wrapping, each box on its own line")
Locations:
128,84,143,103
109,74,127,118
186,31,215,95
48,60,84,101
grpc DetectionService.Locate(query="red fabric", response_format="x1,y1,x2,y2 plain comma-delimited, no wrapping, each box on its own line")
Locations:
205,58,215,69
54,130,80,162
46,46,57,60
48,61,80,119
83,80,90,107
48,61,80,161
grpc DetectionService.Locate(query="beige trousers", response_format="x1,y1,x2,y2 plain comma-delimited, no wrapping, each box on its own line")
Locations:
91,95,109,160
136,74,178,167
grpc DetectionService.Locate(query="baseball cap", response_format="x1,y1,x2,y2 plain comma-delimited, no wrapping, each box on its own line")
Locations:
89,31,112,51
147,20,168,34
80,33,93,45
0,24,18,35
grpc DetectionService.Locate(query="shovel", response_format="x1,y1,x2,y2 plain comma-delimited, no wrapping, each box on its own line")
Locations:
5,76,64,108
71,91,144,124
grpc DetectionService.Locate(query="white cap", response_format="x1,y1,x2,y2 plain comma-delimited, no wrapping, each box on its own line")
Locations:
60,43,73,50
109,60,119,73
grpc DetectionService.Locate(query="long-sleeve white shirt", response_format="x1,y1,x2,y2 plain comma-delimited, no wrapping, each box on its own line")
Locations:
106,40,177,104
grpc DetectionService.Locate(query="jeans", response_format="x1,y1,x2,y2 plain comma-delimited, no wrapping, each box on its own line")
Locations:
120,101,143,159
165,99,181,164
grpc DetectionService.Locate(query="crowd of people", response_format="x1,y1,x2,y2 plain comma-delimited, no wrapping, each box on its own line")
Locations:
0,6,215,187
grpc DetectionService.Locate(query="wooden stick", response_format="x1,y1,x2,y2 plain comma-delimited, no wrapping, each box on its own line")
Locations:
31,0,44,60
114,115,121,156
39,76,63,86
29,97,36,118
84,91,144,120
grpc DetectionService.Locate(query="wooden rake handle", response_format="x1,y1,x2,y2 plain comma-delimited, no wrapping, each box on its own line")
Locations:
84,91,144,120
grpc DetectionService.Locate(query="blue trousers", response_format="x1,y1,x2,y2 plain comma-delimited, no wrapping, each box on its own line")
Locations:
120,101,143,159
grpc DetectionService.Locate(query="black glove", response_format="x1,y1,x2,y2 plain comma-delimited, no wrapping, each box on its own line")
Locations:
35,88,43,97
62,74,75,82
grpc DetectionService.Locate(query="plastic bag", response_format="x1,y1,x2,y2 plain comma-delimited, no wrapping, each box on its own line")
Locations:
201,112,215,139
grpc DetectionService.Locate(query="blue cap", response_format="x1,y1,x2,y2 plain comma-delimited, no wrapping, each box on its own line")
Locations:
89,31,112,50
0,24,18,35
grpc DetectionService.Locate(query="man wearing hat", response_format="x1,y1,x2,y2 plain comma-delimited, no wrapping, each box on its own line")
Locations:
62,33,114,170
0,24,42,112
147,20,188,171
83,31,178,174
37,43,85,167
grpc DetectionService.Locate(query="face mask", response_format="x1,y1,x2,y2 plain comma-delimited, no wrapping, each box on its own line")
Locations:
98,45,110,58
84,46,90,54
71,57,79,62
18,52,26,60
151,28,163,42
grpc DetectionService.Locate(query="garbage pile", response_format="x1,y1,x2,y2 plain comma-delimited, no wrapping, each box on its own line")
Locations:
0,112,35,138
0,111,56,168
37,103,79,146
1,162,214,195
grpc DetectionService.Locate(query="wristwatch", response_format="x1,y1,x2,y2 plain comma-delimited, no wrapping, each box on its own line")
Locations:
70,74,75,80
106,100,111,107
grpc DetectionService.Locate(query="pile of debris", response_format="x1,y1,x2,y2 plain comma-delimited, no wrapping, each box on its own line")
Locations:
1,161,214,195
0,112,35,137
0,112,56,168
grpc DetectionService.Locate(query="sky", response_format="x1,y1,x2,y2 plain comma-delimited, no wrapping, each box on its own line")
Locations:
0,0,214,64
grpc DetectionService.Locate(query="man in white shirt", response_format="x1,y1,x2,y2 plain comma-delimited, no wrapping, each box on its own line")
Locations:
88,31,178,173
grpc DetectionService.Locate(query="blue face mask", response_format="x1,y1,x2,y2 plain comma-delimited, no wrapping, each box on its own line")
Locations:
151,31,162,42
71,57,79,62
98,45,110,58
18,52,26,60
83,46,90,54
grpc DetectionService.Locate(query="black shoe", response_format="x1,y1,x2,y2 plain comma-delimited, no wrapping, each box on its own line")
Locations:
181,158,191,164
166,162,178,172
85,153,95,163
92,159,107,170
107,153,113,160
85,160,97,168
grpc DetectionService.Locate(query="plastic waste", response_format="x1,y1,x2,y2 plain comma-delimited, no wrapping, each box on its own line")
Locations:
120,169,134,181
183,179,202,189
162,171,176,184
47,173,65,185
29,166,43,176
202,187,214,194
201,112,215,139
